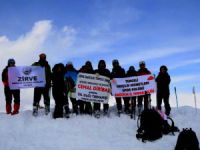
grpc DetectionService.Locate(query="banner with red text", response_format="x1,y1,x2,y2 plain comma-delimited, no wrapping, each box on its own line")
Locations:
8,66,46,89
76,73,110,103
111,74,156,97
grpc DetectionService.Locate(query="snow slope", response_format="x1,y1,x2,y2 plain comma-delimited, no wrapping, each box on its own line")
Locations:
0,94,200,150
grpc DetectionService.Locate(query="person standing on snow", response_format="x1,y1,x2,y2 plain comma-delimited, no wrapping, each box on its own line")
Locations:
78,61,94,115
94,60,111,117
111,59,126,115
32,53,51,116
52,63,68,118
156,65,171,116
64,61,78,115
137,61,151,113
2,58,20,115
123,66,138,114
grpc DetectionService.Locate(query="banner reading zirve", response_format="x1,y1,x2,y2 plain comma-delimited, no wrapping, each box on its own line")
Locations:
8,66,46,89
111,74,156,97
76,73,110,103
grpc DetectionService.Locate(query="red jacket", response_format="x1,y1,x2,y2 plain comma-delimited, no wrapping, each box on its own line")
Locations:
137,68,151,76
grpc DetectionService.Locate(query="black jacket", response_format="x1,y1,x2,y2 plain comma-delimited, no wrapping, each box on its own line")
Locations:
95,68,111,79
126,69,137,77
111,66,125,79
137,68,151,76
156,72,171,94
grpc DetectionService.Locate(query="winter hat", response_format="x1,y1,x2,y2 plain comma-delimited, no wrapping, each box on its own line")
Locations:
112,59,119,65
160,65,168,71
39,53,46,59
8,58,15,65
66,61,73,66
139,61,145,66
129,66,135,71
85,61,92,66
98,60,106,69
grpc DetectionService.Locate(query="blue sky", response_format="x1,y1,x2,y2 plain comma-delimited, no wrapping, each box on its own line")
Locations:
0,0,200,93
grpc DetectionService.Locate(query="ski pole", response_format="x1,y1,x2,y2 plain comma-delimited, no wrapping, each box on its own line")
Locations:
174,87,179,109
192,86,197,112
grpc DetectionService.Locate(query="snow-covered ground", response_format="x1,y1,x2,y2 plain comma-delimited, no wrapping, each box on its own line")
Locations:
0,90,199,150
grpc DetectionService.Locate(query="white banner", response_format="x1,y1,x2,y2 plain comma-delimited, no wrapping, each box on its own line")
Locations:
111,74,156,97
76,73,110,103
8,66,46,89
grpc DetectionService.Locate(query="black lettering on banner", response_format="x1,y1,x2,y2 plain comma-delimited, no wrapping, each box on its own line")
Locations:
122,88,131,92
125,78,138,83
78,93,82,96
17,76,38,82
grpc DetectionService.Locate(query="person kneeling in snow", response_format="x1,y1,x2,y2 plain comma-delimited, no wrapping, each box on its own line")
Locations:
2,58,20,115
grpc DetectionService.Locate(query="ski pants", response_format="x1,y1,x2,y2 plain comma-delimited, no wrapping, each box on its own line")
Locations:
52,88,67,118
93,102,109,112
157,93,171,115
4,87,20,105
33,87,50,107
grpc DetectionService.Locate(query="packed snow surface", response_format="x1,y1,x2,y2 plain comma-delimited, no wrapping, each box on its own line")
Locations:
0,107,200,150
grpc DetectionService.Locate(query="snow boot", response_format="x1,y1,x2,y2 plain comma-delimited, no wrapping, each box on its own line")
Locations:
11,104,20,115
117,109,122,117
94,110,100,118
6,104,12,114
45,105,50,115
63,105,70,118
33,106,38,117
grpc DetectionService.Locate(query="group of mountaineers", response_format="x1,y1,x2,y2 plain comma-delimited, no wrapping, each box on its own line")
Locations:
1,53,171,119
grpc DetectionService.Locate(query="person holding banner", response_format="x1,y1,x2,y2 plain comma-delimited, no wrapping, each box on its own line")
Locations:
156,65,171,116
137,61,151,112
64,61,78,115
111,59,126,115
94,60,111,117
52,63,68,118
32,53,51,116
124,66,138,115
2,58,20,115
78,61,94,115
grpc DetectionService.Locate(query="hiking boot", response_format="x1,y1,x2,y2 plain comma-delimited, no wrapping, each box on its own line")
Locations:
63,105,70,118
6,104,12,114
117,109,122,117
11,104,20,115
103,109,108,116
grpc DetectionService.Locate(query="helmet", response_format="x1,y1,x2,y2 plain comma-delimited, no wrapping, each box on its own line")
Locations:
160,65,168,71
139,61,145,65
8,58,15,65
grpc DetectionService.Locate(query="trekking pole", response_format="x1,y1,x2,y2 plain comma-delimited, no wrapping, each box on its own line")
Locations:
174,87,179,109
192,86,197,112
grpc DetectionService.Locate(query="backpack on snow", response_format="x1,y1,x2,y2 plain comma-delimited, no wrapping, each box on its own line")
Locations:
175,128,199,150
136,108,179,142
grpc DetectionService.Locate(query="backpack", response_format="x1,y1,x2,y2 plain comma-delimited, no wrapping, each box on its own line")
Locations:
65,77,75,92
175,128,199,150
136,108,179,142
